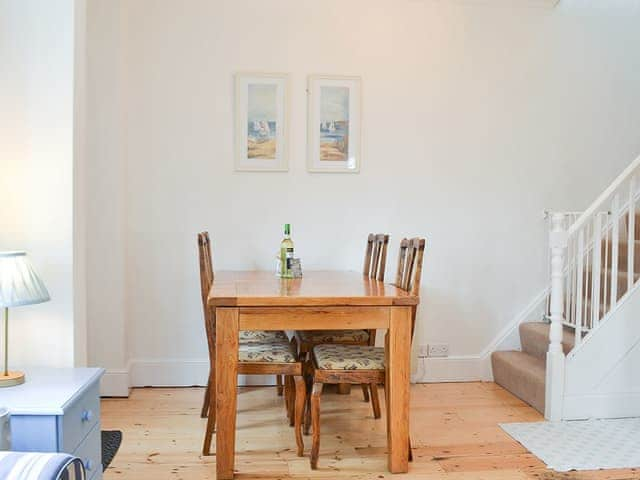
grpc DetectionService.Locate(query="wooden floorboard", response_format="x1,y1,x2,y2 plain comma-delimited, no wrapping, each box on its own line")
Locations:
101,382,640,479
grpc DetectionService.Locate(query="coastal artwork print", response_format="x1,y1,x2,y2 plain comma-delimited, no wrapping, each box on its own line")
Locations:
319,86,349,161
235,73,289,171
247,84,277,160
307,76,361,173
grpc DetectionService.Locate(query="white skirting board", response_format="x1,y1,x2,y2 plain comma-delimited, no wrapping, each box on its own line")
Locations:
412,355,489,383
99,355,494,397
129,358,278,388
100,359,284,397
101,367,131,397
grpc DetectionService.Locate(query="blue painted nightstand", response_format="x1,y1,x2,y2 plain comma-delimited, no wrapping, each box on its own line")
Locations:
0,368,105,480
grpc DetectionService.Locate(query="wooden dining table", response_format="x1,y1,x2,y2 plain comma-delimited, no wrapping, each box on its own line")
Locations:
207,270,418,479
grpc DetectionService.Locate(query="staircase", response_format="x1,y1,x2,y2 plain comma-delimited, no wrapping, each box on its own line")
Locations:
492,155,640,419
492,323,574,413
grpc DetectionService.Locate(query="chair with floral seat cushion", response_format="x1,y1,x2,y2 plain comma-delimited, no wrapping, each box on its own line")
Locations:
306,237,425,470
198,232,306,458
295,233,389,411
198,232,290,420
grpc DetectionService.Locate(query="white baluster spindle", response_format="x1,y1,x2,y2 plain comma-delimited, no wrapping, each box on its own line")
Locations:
591,214,602,327
611,195,620,309
575,228,584,346
565,233,572,326
628,176,636,293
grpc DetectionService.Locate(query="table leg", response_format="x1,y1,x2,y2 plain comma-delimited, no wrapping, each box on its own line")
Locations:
386,306,411,473
216,307,239,479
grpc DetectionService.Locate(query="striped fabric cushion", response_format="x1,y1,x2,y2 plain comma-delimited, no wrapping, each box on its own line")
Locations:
0,452,86,480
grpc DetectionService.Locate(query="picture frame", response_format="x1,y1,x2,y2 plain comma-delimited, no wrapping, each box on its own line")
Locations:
307,75,361,173
234,72,289,172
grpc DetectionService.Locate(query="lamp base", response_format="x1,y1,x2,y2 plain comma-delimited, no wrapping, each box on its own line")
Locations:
0,371,25,387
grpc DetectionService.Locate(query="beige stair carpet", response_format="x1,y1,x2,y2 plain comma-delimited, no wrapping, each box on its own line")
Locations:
491,322,574,414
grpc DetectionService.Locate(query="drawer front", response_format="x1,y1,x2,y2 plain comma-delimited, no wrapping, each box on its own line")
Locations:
73,423,102,480
10,415,58,451
61,380,101,452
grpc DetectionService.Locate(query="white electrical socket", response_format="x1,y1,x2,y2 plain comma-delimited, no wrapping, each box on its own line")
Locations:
418,345,429,358
427,343,449,358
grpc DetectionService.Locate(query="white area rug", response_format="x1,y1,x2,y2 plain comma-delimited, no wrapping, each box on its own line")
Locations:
501,418,640,471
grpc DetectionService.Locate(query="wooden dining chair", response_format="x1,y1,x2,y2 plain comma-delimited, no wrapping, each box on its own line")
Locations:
197,232,307,457
198,232,288,419
294,233,389,417
305,237,425,469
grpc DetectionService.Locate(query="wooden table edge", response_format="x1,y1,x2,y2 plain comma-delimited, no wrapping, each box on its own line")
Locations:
208,297,419,307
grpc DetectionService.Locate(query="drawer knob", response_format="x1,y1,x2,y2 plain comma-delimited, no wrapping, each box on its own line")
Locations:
84,459,93,471
81,409,93,422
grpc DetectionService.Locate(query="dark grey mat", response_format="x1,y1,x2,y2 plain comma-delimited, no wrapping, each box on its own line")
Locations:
102,430,122,470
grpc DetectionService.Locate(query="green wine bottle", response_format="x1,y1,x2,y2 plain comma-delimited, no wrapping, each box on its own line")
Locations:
280,224,294,278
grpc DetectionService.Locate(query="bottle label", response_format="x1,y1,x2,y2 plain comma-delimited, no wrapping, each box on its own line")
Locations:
286,248,294,270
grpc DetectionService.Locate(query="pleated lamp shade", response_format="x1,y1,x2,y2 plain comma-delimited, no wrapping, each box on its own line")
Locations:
0,252,50,308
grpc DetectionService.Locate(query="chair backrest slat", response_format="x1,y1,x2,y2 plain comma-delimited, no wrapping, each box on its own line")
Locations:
395,238,408,288
198,232,215,358
394,237,426,337
363,234,375,277
363,233,390,281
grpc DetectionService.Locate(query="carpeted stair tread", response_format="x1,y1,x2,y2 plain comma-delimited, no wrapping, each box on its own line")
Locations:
603,240,640,273
491,350,546,413
519,322,574,361
584,297,608,321
625,212,640,240
584,268,640,303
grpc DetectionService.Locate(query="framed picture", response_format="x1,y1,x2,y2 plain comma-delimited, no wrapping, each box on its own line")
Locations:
307,75,361,173
235,72,289,172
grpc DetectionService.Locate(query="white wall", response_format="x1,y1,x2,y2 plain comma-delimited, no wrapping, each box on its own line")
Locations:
0,0,81,368
85,0,640,391
73,0,88,368
84,0,130,395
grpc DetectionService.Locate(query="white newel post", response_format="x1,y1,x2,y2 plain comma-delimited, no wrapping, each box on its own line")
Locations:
545,213,567,421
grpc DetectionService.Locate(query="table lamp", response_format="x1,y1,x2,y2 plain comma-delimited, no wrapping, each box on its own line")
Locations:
0,252,50,387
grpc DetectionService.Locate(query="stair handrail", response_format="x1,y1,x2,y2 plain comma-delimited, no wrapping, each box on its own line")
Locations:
568,153,640,237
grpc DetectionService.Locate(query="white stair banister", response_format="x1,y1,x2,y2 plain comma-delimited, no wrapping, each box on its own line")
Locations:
628,176,636,292
591,213,602,328
545,212,567,421
574,228,584,346
611,194,620,311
